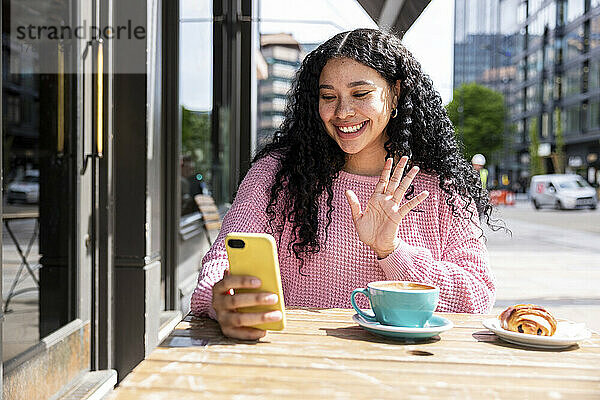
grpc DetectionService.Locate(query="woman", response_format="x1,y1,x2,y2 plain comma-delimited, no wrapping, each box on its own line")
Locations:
191,29,496,340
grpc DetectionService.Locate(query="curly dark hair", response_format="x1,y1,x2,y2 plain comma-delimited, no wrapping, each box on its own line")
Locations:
253,28,496,266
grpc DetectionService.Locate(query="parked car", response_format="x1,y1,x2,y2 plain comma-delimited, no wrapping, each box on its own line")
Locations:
530,174,597,210
6,171,39,204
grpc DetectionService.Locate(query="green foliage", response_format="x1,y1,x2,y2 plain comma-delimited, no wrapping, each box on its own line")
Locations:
446,82,506,161
528,117,546,175
553,108,565,173
181,106,211,173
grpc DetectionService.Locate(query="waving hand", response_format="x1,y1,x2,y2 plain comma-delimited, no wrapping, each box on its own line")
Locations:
345,157,429,259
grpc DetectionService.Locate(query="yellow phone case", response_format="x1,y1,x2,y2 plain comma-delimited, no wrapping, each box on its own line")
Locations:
225,232,286,331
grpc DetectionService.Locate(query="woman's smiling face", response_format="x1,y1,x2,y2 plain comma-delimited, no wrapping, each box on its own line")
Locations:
318,57,399,166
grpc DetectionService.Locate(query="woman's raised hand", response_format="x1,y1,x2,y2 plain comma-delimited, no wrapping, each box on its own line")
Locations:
345,157,429,259
212,272,282,340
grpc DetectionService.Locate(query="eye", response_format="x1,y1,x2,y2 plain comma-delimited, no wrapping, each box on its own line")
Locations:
320,94,335,100
353,91,372,98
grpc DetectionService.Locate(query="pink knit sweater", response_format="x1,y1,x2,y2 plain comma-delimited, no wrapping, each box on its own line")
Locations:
191,155,495,319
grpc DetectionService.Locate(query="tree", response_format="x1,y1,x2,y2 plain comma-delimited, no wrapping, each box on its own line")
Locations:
551,107,565,173
181,106,211,174
528,117,546,176
446,83,505,162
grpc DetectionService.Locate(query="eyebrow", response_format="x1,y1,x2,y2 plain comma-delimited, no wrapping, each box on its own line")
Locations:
318,80,376,90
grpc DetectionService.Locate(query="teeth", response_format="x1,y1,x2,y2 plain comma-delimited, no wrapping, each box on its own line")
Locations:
338,122,365,133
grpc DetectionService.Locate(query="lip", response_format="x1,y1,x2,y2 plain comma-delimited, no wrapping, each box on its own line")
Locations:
333,121,368,139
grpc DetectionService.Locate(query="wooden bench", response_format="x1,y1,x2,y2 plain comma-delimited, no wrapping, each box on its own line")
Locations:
194,194,222,246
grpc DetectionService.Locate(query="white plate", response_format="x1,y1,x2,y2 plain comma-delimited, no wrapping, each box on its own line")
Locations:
353,314,453,339
482,318,592,349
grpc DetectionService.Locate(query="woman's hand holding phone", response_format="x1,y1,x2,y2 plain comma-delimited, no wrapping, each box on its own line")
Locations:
212,273,283,340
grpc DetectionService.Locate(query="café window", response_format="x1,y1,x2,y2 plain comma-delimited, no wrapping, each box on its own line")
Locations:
3,0,81,367
177,0,221,300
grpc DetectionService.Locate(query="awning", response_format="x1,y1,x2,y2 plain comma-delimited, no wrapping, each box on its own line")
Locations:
356,0,431,37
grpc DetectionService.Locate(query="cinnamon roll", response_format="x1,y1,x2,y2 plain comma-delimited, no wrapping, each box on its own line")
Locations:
499,304,557,336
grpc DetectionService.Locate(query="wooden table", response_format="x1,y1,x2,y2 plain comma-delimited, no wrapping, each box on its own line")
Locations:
110,308,600,399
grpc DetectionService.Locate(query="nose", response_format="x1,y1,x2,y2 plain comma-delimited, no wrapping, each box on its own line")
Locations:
334,97,355,119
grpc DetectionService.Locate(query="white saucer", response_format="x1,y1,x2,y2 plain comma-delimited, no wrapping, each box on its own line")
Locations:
482,318,592,349
353,314,454,339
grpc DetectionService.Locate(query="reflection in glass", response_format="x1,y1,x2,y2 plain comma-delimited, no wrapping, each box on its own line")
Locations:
541,112,549,138
543,79,552,104
565,104,581,134
2,0,76,362
567,0,585,23
178,0,216,299
565,26,585,61
587,99,600,130
591,16,600,50
564,67,582,97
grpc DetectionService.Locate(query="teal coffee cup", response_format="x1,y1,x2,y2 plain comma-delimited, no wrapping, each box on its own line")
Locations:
351,281,439,327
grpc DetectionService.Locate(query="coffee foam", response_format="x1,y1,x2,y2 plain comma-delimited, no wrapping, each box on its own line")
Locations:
369,281,435,291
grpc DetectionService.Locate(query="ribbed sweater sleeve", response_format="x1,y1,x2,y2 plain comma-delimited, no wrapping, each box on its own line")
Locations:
377,197,495,313
190,157,276,319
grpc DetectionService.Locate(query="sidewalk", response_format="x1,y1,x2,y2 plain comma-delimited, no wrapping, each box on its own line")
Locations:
486,204,600,333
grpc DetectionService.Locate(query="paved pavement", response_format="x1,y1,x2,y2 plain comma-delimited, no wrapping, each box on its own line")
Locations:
486,200,600,333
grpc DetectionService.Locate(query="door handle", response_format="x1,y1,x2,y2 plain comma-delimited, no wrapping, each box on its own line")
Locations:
96,39,104,158
57,42,65,155
80,38,104,174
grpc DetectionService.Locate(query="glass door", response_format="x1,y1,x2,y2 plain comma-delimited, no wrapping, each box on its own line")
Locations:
2,0,96,396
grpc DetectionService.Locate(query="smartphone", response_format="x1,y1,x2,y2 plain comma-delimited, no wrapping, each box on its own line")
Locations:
225,232,286,331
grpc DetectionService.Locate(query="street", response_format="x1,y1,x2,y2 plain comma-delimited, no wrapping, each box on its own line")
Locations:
486,200,600,333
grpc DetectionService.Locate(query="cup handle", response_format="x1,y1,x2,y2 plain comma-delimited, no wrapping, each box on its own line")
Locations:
351,288,377,322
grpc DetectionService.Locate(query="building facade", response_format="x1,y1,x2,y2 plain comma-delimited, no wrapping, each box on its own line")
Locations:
1,0,258,397
454,0,600,189
257,33,302,150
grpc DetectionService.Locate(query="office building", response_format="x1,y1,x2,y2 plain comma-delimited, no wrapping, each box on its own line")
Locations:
257,33,302,150
454,0,600,189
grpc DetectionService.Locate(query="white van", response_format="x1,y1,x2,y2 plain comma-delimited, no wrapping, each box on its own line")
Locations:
530,174,597,210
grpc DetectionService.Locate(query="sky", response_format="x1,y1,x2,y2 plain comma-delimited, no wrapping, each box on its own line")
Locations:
180,0,455,110
259,0,455,104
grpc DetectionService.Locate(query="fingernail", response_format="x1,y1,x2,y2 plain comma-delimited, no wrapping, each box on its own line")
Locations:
251,278,261,287
264,294,278,304
266,311,283,321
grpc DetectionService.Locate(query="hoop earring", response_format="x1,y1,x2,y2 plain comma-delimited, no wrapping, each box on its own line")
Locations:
391,108,398,119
